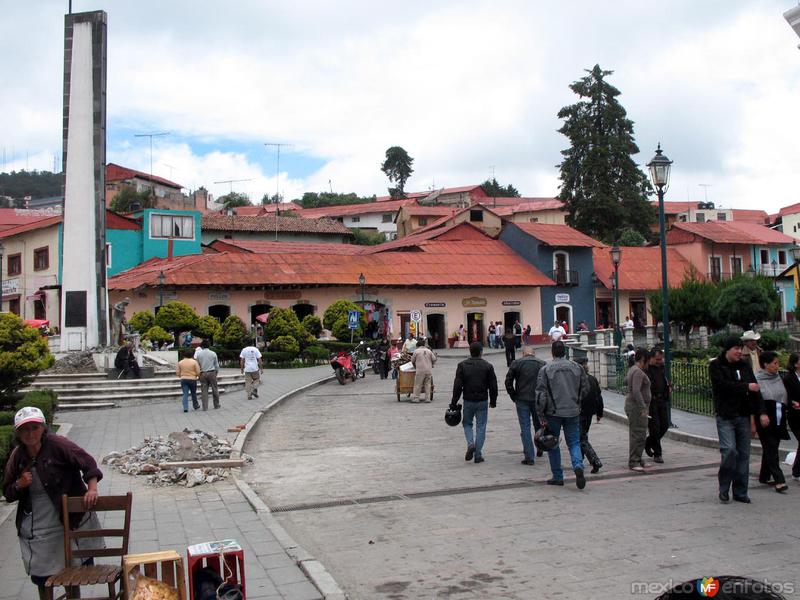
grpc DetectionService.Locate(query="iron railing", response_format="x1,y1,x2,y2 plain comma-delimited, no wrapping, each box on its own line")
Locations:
549,269,579,286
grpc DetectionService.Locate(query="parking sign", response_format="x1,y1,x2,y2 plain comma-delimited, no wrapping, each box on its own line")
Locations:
348,310,360,329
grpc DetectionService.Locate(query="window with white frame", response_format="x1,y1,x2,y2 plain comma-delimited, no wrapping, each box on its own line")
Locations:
105,243,112,268
730,256,742,276
709,256,722,281
150,213,194,239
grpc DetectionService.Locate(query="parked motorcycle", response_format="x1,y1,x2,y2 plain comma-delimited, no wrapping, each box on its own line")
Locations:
330,342,367,385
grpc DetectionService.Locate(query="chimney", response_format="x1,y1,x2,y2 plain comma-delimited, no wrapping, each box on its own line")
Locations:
167,238,174,261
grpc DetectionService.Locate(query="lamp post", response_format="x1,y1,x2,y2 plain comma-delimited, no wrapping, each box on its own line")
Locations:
610,246,622,330
0,241,4,311
157,270,166,311
648,144,673,383
359,272,366,305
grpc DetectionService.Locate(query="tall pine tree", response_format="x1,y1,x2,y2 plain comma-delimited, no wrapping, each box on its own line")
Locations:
556,65,655,243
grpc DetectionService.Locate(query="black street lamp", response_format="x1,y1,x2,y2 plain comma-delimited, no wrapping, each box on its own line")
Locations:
0,241,4,311
610,246,622,330
359,272,366,304
648,144,673,382
157,270,166,310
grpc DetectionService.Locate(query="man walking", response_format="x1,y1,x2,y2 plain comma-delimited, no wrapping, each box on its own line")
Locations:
709,336,761,504
239,339,263,400
411,338,437,402
450,342,498,464
536,341,589,489
502,328,516,367
575,357,603,473
513,320,523,349
505,346,545,465
741,330,762,375
195,340,221,410
645,348,670,463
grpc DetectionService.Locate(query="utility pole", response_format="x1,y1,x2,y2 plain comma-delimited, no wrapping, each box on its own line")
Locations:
134,132,169,195
265,143,293,240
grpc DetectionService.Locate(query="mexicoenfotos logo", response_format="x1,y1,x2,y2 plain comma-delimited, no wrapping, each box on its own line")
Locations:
696,577,720,597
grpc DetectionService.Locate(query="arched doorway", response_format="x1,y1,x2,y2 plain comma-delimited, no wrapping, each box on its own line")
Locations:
292,303,314,321
555,304,572,332
426,313,445,349
208,304,230,323
250,303,272,325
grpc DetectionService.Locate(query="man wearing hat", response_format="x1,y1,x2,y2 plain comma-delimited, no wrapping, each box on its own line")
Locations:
741,330,762,374
708,335,762,503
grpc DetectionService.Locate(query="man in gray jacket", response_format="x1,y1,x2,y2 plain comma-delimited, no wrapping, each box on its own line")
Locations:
536,341,589,488
505,346,545,465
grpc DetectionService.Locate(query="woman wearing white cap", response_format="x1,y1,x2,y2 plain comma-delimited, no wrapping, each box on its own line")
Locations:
2,406,103,599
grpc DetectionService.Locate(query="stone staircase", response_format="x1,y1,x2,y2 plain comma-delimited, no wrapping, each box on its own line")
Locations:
28,371,246,411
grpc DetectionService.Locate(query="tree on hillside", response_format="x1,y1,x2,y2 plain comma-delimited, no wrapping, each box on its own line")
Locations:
109,186,154,213
556,64,655,244
261,193,281,205
218,192,251,209
480,178,520,198
0,170,64,199
297,192,377,209
381,146,414,198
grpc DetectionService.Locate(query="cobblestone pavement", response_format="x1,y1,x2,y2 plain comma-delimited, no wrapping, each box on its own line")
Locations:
0,365,332,600
243,352,800,599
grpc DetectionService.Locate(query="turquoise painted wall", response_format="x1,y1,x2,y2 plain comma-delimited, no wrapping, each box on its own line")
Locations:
141,209,202,261
106,228,143,276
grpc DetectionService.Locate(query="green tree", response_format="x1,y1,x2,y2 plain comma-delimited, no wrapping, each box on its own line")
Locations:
297,191,377,209
218,315,250,349
381,146,414,198
712,278,776,330
349,228,387,245
323,300,364,332
218,192,251,209
154,301,199,337
143,325,173,346
331,315,362,341
109,186,155,213
301,315,322,338
0,169,64,199
268,335,300,355
650,270,722,345
193,315,222,343
480,178,520,198
264,307,303,341
261,193,281,205
128,310,155,334
557,64,655,243
616,228,648,247
0,314,55,398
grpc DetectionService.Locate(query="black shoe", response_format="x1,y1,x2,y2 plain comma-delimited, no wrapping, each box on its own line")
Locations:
474,456,484,464
183,409,188,413
775,484,789,493
546,478,564,486
759,478,776,486
253,389,259,398
465,445,475,461
653,456,664,464
521,459,535,465
591,462,602,474
193,403,200,410
645,445,654,457
733,495,751,504
719,491,729,503
536,448,544,458
575,468,586,490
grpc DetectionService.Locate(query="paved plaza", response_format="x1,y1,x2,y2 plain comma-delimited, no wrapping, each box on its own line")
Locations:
243,352,800,599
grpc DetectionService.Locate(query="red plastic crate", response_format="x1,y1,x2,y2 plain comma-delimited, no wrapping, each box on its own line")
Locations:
187,540,246,599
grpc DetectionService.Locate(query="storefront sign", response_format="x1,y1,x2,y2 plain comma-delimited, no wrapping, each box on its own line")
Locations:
162,291,178,301
502,300,521,306
424,302,446,308
264,290,301,300
555,293,570,303
208,292,230,301
462,297,487,308
2,278,19,296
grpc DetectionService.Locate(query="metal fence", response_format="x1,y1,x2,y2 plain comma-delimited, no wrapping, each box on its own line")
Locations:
604,355,715,416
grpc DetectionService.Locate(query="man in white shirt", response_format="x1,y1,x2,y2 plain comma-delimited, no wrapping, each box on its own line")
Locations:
548,321,566,342
239,340,263,400
623,316,635,329
402,336,418,354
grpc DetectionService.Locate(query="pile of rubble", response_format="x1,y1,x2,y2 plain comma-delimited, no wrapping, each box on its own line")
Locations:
101,429,252,487
45,351,99,374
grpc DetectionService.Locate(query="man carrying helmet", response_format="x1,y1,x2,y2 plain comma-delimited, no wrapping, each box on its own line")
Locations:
450,342,498,464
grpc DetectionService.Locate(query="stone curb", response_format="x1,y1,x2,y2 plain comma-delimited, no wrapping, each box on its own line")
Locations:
229,374,348,600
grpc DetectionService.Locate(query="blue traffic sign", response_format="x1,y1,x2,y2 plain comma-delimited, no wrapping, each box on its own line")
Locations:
348,310,359,329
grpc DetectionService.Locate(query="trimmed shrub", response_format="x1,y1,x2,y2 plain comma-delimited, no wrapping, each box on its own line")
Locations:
154,301,200,336
268,335,300,356
0,410,15,426
193,315,222,344
322,300,364,333
302,345,330,364
264,308,303,342
301,315,322,338
16,389,58,427
143,325,173,345
0,313,55,397
758,329,790,351
263,351,293,363
129,311,155,334
318,340,358,353
219,315,250,349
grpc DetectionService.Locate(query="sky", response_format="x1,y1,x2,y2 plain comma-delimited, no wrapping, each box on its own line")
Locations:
2,0,800,213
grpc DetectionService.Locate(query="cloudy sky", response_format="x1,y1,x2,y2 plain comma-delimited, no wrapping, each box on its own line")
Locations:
2,1,799,212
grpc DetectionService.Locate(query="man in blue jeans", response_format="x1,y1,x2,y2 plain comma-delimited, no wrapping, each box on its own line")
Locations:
450,342,498,464
505,346,545,465
708,335,761,504
536,341,589,488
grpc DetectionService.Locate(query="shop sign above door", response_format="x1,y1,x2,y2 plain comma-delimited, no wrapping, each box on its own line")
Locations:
462,297,487,307
555,293,570,303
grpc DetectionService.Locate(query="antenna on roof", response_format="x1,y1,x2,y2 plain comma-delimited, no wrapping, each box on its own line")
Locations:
698,183,712,204
212,178,253,194
133,131,170,194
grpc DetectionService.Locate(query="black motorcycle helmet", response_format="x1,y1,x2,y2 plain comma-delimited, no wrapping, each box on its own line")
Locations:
444,405,462,427
534,428,559,452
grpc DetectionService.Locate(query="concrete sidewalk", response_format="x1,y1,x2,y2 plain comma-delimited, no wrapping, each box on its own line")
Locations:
0,365,335,600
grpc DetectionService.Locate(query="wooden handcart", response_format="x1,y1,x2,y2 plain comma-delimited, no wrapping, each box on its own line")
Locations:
395,369,434,402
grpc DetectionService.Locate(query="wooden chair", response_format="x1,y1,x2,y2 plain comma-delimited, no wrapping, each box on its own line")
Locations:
45,492,133,600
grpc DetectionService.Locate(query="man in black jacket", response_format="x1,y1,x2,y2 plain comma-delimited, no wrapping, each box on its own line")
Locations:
575,357,603,473
505,346,545,465
646,348,670,464
451,342,498,463
709,336,761,504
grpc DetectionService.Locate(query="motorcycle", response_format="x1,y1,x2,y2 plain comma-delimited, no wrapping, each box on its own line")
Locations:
330,342,367,385
367,346,381,374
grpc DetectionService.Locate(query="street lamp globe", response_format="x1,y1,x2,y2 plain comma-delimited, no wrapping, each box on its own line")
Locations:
157,270,166,287
610,246,621,266
358,273,365,287
647,144,673,189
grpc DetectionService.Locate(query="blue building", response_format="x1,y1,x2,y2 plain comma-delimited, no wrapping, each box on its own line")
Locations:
499,222,601,335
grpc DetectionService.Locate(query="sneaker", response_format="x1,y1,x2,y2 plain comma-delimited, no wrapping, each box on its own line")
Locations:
575,468,586,490
183,409,188,413
653,456,664,464
521,458,535,465
474,456,484,464
630,465,645,472
465,445,475,461
546,478,564,486
591,462,602,474
719,491,730,503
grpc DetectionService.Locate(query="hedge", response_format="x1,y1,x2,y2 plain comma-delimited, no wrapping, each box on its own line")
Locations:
0,424,13,475
0,411,14,426
263,351,294,363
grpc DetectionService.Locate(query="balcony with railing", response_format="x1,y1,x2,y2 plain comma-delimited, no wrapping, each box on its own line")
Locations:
549,269,579,286
707,271,737,282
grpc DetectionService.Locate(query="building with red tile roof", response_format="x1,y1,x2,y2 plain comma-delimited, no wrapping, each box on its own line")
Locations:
207,239,368,255
200,213,353,244
0,208,61,232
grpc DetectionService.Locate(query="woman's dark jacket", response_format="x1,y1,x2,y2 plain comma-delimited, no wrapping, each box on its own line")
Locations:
3,433,103,535
782,369,800,431
708,351,762,418
582,373,604,419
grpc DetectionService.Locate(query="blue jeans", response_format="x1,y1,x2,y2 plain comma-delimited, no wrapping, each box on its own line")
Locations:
515,402,541,461
181,379,198,411
544,415,583,481
462,401,489,457
716,416,751,498
489,333,496,348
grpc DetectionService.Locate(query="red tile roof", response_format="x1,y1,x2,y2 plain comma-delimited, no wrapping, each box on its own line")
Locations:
729,209,769,225
651,200,703,215
400,205,458,217
488,199,565,216
512,223,603,247
106,163,182,190
109,235,552,290
0,208,60,231
0,215,62,238
221,202,306,216
106,211,141,231
208,239,367,255
778,202,800,217
592,246,697,291
374,185,487,202
668,221,795,245
296,199,412,219
369,218,495,253
201,214,352,236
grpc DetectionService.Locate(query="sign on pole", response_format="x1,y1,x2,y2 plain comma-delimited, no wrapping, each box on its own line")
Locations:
410,309,422,322
348,309,359,343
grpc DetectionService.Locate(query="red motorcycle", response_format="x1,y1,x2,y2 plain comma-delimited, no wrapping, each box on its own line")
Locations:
330,342,366,385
